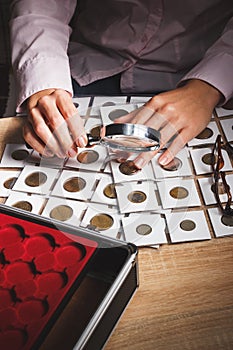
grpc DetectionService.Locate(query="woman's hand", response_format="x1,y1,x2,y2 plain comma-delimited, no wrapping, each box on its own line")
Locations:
114,79,222,168
24,88,87,157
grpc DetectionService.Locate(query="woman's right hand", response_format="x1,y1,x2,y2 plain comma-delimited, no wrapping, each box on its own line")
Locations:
24,88,87,157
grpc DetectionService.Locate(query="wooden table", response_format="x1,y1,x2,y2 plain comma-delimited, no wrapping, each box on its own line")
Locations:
1,117,233,350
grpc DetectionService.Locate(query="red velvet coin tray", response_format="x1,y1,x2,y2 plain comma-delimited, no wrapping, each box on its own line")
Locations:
0,204,138,350
0,211,98,350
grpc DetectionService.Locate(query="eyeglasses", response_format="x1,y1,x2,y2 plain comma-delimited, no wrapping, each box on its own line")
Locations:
211,134,233,216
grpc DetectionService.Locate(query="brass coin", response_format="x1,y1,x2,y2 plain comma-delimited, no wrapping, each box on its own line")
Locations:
103,184,117,199
161,157,182,171
196,127,214,139
49,205,73,222
12,201,33,212
211,182,226,195
3,177,17,189
90,213,114,231
169,186,189,199
25,171,47,187
90,125,102,138
136,224,152,235
119,161,139,175
63,177,86,192
202,153,216,166
108,109,129,121
127,190,147,203
77,150,99,164
221,215,233,227
11,149,29,161
102,102,115,106
180,219,196,231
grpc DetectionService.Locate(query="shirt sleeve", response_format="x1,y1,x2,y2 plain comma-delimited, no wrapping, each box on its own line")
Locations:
10,0,77,112
178,16,233,105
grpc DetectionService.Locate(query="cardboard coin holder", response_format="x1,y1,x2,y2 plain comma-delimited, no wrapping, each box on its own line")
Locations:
100,104,136,125
72,97,91,117
187,121,219,146
90,96,127,116
122,213,167,246
0,204,138,350
215,107,233,118
4,192,46,214
208,207,233,237
0,144,32,168
198,174,233,206
27,151,66,168
0,170,21,197
220,118,233,142
165,210,211,243
110,159,154,183
91,174,118,206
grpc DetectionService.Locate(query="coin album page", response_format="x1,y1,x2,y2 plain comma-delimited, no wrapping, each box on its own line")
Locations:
0,97,232,248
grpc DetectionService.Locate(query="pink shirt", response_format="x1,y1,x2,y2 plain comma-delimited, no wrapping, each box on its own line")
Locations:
10,0,233,112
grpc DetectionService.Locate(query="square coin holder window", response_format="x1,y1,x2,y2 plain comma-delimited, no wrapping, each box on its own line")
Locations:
151,147,192,179
0,144,32,168
220,118,233,142
208,207,233,238
0,170,21,197
122,213,167,246
187,121,219,146
165,210,211,243
0,204,138,350
157,178,201,210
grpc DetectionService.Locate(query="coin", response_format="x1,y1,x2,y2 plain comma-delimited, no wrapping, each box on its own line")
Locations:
221,215,233,227
169,186,189,199
90,213,114,231
211,182,226,195
136,224,152,235
196,127,213,139
77,150,99,164
202,153,216,166
49,205,73,222
180,219,196,231
161,157,182,171
127,190,147,203
12,201,33,212
11,149,29,161
3,177,17,189
119,160,139,175
108,109,129,121
90,125,102,138
102,102,115,106
25,171,47,187
63,177,86,192
103,184,117,199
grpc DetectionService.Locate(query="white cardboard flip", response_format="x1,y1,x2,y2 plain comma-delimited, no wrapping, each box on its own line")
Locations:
4,191,46,214
220,118,233,142
198,174,233,205
187,121,220,146
208,207,233,237
0,170,21,197
0,144,32,168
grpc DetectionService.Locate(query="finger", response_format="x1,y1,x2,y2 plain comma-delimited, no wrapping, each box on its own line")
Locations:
132,150,158,169
158,129,188,166
23,122,54,157
37,96,75,156
158,121,179,148
144,112,168,131
29,107,65,157
55,91,88,148
114,108,140,124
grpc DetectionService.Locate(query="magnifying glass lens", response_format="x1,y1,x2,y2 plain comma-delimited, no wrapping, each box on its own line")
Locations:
102,135,159,152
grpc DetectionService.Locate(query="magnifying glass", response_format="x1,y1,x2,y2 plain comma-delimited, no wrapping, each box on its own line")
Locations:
87,123,160,152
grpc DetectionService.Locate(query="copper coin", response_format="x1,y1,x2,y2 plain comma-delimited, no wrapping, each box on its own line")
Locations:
180,219,196,231
136,224,152,235
11,149,29,161
221,215,233,227
90,213,114,231
3,177,17,189
202,153,216,166
196,127,214,139
119,161,139,175
211,182,226,195
49,205,73,221
12,201,33,212
90,125,102,138
25,171,47,187
63,177,86,192
169,186,189,199
108,109,129,121
77,150,99,164
127,190,147,203
161,157,182,171
103,184,117,199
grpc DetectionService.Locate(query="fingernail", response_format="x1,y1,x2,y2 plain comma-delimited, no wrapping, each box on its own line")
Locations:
159,155,169,166
77,135,87,148
134,157,146,169
68,148,77,157
44,150,54,157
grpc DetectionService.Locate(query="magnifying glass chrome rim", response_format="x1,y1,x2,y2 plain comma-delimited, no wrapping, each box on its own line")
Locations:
87,123,160,152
